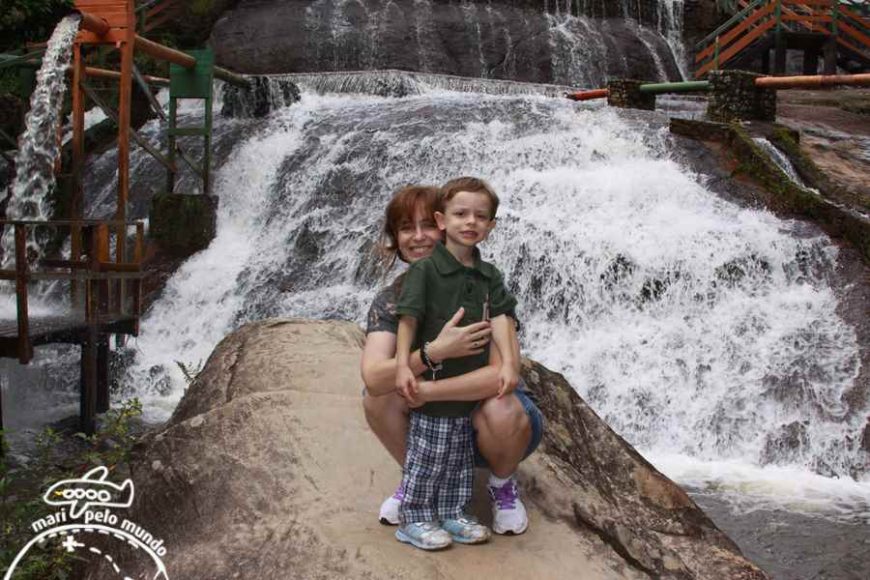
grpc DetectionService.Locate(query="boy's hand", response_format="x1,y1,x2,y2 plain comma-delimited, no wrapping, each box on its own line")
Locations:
497,365,520,399
405,380,432,408
396,365,418,402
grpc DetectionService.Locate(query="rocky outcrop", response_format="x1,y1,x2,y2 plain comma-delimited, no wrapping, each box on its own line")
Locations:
210,0,683,86
86,319,767,579
683,0,723,48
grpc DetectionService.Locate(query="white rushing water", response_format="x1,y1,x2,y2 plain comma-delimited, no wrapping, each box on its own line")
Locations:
114,83,869,521
657,0,687,79
3,15,80,256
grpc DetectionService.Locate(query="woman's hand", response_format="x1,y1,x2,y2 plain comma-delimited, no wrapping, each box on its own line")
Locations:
427,307,492,362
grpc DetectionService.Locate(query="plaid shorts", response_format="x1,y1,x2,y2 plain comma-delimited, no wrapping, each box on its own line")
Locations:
400,413,474,524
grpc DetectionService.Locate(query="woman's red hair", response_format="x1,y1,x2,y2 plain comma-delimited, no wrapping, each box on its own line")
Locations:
379,185,441,269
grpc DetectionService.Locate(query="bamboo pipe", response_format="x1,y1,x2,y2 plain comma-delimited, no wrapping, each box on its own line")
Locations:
566,88,609,101
639,80,711,94
213,66,250,88
134,35,250,87
134,35,196,68
755,73,870,89
81,65,170,86
74,10,110,36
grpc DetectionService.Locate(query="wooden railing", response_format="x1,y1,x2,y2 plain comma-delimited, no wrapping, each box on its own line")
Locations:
136,0,183,33
0,220,144,363
695,0,870,78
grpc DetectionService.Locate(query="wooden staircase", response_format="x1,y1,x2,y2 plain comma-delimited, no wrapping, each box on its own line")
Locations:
695,0,870,78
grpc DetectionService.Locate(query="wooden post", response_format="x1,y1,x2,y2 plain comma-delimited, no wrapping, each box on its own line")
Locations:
95,224,110,317
824,0,840,74
774,0,786,74
96,334,110,413
167,96,177,194
80,325,97,435
14,224,32,364
132,222,143,333
71,43,85,307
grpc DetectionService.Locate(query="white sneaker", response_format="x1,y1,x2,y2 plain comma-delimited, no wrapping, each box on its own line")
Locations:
488,478,529,535
378,482,404,525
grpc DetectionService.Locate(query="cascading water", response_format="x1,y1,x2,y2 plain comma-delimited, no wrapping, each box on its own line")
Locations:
110,76,868,523
656,0,687,78
227,0,682,87
753,137,810,189
3,15,80,259
0,14,80,316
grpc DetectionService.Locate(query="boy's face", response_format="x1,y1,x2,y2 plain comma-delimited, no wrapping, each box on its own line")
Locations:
434,190,496,248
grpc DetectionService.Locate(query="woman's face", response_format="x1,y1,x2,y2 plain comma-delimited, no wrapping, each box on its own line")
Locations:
396,205,441,263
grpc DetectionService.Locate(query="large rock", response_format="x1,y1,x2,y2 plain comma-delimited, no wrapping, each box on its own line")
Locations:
86,319,767,579
210,0,682,86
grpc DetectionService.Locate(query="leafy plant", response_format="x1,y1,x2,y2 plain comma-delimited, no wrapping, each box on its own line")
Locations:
0,398,143,579
0,0,74,53
175,360,203,385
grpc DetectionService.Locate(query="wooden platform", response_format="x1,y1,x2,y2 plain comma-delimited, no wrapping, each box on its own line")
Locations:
0,313,137,358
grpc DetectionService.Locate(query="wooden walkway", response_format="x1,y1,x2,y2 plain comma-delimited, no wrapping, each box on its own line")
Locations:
0,314,137,356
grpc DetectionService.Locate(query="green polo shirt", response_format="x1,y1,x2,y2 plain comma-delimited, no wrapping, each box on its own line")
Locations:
396,242,517,417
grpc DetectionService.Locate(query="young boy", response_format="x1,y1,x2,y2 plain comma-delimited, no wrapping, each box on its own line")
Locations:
394,177,521,550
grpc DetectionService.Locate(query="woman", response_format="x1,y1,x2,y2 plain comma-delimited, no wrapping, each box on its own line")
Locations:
361,184,544,535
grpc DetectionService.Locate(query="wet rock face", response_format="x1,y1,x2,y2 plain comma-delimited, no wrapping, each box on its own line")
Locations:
86,319,768,580
682,0,721,46
210,0,683,86
220,77,300,118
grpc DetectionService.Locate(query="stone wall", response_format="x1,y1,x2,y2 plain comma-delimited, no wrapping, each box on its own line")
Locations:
607,79,657,110
707,70,777,122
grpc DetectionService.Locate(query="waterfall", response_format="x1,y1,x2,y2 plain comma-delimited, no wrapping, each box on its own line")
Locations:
657,0,687,78
3,14,80,264
223,0,682,87
111,78,868,516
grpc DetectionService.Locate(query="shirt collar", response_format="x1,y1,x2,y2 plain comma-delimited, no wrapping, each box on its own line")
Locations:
430,242,493,278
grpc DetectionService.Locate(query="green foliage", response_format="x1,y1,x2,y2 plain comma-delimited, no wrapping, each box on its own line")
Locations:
0,399,143,579
175,360,203,385
0,0,74,53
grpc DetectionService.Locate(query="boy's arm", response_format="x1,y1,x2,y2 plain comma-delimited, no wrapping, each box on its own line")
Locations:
486,266,520,397
395,316,419,399
490,314,520,397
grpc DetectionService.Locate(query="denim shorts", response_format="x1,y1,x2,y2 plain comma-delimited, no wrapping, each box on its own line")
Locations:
472,387,545,468
361,384,545,468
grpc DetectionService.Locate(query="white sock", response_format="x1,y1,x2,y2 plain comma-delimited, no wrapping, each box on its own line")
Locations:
488,473,513,488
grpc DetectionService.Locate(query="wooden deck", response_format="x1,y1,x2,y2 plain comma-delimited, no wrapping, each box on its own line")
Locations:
0,313,137,358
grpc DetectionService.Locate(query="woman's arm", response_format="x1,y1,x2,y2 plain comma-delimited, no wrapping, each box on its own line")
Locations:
417,346,503,401
361,331,428,396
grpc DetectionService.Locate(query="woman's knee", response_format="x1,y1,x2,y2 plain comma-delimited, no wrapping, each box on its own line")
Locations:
474,395,530,438
363,391,409,425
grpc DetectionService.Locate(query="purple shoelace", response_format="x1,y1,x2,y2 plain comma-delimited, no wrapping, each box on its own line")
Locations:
392,482,405,501
489,481,518,510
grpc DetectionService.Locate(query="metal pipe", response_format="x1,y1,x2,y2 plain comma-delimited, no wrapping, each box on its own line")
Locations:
566,88,609,101
639,80,711,94
755,73,870,88
74,10,110,37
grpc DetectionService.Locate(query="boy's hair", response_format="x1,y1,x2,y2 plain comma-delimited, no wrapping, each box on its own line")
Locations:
440,177,499,220
379,185,441,269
